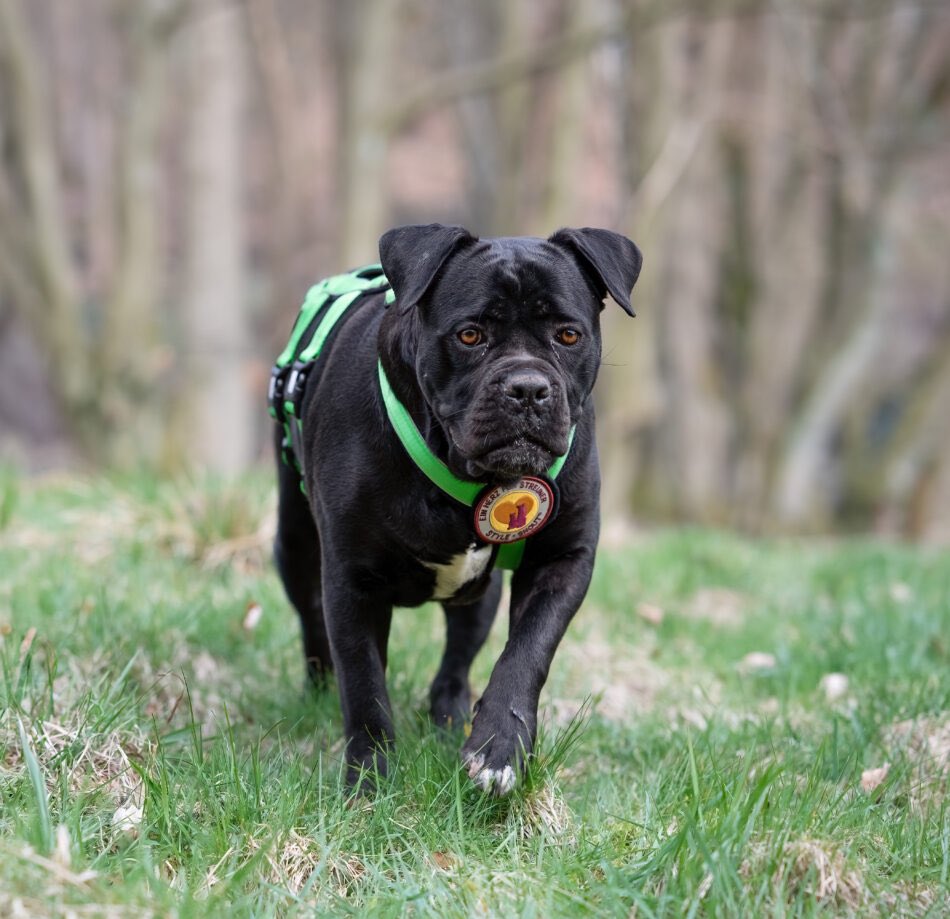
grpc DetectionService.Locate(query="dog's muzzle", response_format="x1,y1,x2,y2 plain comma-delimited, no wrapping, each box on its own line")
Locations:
452,362,571,480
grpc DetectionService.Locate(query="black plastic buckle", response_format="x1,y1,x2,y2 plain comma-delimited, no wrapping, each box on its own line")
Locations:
268,365,288,422
285,361,308,415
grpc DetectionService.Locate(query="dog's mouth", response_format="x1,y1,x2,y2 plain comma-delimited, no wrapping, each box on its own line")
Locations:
460,434,564,483
439,387,573,483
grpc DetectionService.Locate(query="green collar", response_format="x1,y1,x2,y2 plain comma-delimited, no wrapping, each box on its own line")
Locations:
376,360,573,504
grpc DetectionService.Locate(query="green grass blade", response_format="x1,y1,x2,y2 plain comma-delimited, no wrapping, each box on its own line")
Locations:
16,717,52,854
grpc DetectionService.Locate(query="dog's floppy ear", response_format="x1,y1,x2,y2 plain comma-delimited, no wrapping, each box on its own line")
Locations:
379,223,476,309
548,227,643,316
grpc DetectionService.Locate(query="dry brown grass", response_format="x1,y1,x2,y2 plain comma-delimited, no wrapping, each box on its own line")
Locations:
192,829,366,902
740,836,869,911
778,838,868,908
512,780,575,843
882,712,950,809
681,587,749,628
2,715,148,840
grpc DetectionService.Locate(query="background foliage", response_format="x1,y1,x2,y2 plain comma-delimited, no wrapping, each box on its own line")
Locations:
2,0,950,537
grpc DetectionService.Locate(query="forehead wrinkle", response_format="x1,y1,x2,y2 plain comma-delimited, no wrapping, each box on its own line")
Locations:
486,254,565,315
486,258,524,302
442,240,582,322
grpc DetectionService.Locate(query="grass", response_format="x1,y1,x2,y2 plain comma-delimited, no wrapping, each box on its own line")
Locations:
0,470,948,917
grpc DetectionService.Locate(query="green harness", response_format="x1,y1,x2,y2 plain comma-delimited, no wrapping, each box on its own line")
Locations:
269,265,572,570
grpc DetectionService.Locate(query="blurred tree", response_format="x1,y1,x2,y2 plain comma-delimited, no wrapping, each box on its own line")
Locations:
439,0,504,233
771,3,950,527
0,0,87,452
608,0,950,536
175,0,254,473
537,0,597,233
1,0,949,539
332,0,398,265
650,15,733,523
0,0,184,466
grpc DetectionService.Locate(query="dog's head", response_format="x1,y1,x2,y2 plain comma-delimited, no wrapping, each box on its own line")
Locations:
379,224,642,482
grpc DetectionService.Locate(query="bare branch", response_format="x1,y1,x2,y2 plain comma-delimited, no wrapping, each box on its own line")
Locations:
380,0,944,135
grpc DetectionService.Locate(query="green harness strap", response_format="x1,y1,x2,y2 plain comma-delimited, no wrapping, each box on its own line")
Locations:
271,265,574,571
274,268,394,370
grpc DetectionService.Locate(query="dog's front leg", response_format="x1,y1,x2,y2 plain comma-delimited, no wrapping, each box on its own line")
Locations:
460,548,594,795
322,573,395,789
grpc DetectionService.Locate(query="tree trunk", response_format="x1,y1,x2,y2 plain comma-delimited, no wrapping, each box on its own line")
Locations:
97,2,176,465
736,10,828,527
536,0,596,233
771,3,938,526
490,0,531,234
334,0,397,266
441,0,501,234
597,0,669,526
877,338,950,540
0,0,85,420
651,16,733,521
177,0,254,474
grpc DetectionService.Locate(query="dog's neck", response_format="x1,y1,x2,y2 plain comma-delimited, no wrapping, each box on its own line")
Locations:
376,312,469,483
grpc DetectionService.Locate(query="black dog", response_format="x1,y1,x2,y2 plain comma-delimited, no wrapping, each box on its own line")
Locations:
272,224,641,794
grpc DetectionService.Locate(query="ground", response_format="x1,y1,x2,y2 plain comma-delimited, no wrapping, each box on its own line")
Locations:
0,470,948,916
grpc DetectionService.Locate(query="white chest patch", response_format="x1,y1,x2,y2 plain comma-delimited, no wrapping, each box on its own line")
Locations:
425,542,493,601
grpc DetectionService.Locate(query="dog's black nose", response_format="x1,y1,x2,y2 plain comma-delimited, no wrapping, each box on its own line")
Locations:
504,371,551,406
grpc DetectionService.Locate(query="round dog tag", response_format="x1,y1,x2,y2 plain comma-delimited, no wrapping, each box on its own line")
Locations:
473,476,558,544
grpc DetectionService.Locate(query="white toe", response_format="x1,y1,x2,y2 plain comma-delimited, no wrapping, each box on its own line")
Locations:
470,763,517,796
495,765,516,795
465,753,485,779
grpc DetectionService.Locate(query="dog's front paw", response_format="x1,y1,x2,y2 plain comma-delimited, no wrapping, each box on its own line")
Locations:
460,702,534,796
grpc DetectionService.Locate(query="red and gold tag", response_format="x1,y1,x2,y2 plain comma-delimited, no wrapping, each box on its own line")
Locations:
473,476,558,544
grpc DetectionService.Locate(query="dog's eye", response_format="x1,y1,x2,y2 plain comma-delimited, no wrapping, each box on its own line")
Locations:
458,328,483,346
556,328,581,346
